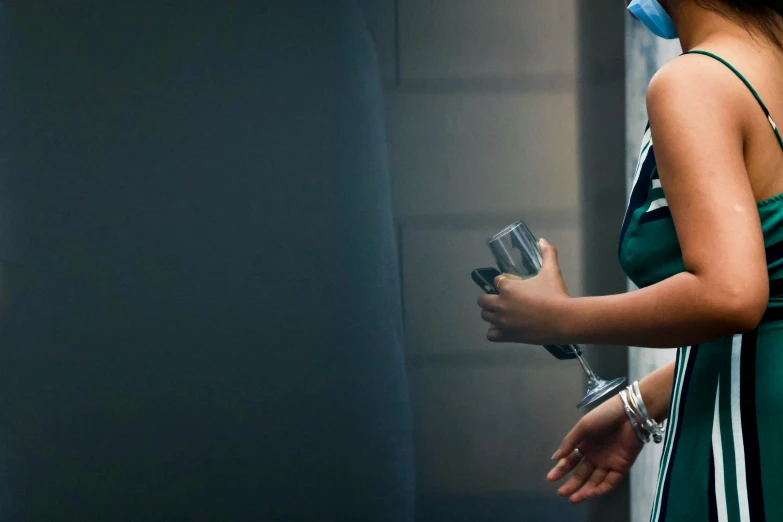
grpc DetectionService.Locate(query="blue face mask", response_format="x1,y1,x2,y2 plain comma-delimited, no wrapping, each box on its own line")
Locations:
628,0,678,39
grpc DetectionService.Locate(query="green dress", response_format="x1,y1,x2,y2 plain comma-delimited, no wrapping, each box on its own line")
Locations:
620,50,783,522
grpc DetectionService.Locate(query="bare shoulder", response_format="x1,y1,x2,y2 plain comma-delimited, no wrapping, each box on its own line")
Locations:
646,53,749,131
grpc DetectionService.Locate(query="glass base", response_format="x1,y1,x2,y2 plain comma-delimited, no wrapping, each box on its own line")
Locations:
576,376,627,409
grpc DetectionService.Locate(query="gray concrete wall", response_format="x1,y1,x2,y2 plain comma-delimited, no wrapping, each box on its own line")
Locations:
576,0,629,520
359,1,645,520
360,1,586,520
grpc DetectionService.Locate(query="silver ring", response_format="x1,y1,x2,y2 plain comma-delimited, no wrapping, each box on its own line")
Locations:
574,448,584,458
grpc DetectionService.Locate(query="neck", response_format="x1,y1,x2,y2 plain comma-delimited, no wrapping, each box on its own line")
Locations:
671,1,754,51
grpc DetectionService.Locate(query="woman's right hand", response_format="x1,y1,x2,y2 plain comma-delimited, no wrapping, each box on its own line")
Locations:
546,394,645,504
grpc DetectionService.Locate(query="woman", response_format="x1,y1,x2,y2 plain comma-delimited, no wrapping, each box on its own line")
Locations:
478,1,783,520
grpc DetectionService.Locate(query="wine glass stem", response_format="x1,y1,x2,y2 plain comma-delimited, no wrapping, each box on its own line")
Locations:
570,345,598,381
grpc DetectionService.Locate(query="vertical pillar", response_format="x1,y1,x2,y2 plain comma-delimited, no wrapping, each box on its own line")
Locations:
576,1,627,520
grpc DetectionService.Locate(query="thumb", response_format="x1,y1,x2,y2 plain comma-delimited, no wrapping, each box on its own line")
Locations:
538,238,560,274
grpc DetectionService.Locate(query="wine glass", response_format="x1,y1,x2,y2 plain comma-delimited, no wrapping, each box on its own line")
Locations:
487,220,626,408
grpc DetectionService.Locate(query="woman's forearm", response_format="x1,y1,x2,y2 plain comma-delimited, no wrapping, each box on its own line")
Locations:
559,271,766,348
638,361,676,423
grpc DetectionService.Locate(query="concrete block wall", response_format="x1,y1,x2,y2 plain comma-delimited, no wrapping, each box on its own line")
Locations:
359,1,589,518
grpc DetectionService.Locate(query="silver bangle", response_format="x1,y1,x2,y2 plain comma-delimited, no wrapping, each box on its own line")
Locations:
628,381,665,444
627,387,656,443
620,389,649,443
632,382,651,418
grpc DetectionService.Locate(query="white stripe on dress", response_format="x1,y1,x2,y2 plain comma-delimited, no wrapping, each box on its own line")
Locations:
646,198,669,212
730,334,751,522
712,375,729,522
652,179,662,189
628,129,653,207
651,346,691,522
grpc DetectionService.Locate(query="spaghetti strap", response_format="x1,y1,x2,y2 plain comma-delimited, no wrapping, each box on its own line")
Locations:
685,49,783,151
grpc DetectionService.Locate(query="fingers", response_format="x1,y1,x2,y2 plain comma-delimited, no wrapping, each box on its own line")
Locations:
477,294,501,312
478,293,504,341
538,238,561,276
557,459,595,498
539,238,557,262
480,309,500,325
486,327,505,343
493,273,523,293
551,424,585,461
565,469,626,505
571,470,625,503
595,471,625,496
570,468,607,503
546,449,582,482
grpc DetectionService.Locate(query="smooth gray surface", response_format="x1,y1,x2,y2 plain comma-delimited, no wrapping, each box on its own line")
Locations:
0,2,414,520
576,1,630,521
382,0,587,510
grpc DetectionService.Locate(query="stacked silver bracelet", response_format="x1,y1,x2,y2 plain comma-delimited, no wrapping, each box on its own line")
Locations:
619,381,665,444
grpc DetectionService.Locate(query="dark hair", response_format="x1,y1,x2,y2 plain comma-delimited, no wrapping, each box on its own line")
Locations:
694,0,783,48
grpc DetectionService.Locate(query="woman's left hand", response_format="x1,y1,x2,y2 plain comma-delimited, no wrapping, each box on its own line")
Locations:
477,238,572,345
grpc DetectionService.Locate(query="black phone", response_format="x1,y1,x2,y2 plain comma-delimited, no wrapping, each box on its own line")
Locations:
471,267,501,295
470,267,578,360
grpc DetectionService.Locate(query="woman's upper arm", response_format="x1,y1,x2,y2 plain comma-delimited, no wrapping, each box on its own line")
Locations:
646,56,768,326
